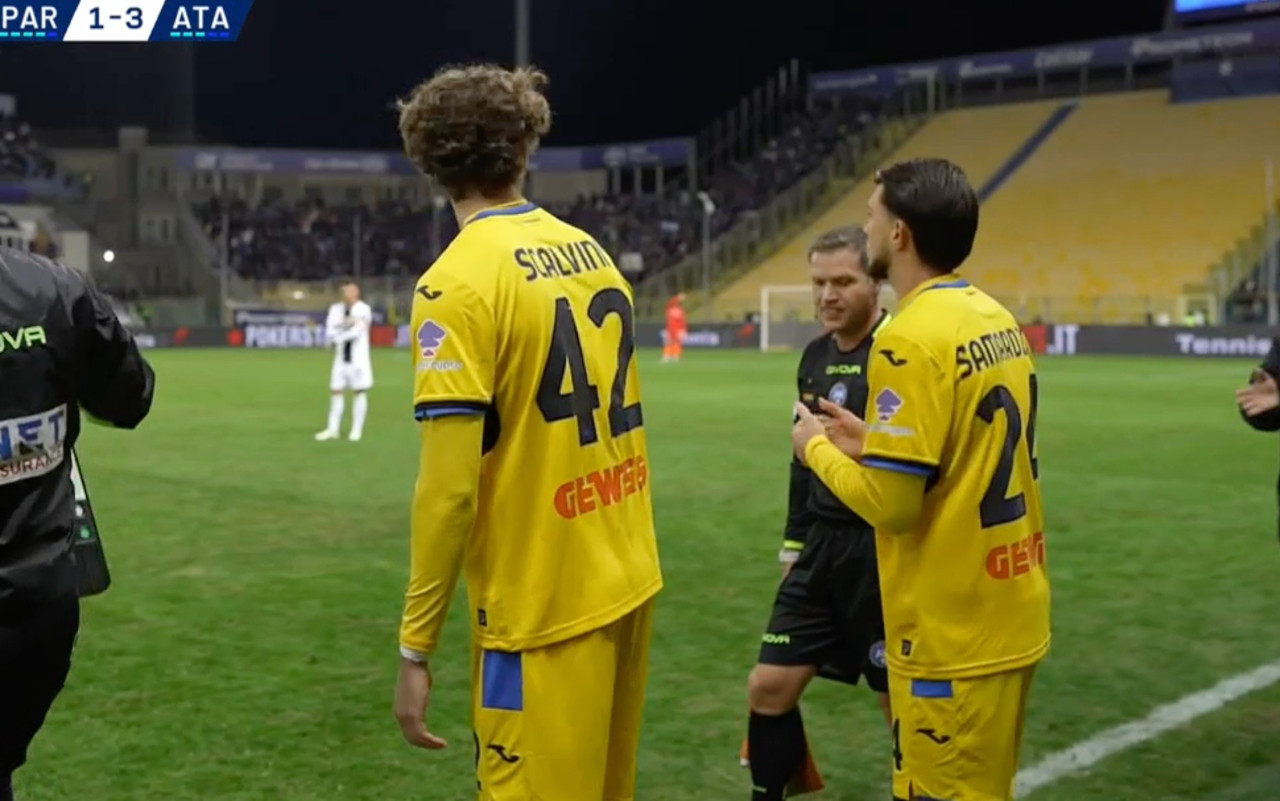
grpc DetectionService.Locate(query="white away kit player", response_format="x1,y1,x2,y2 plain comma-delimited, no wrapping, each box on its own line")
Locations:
315,280,373,442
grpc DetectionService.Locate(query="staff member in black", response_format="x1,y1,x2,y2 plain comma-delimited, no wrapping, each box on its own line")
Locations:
0,248,154,801
741,227,892,801
1236,337,1280,541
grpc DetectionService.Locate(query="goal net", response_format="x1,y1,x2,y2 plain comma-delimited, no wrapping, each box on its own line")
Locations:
759,284,899,351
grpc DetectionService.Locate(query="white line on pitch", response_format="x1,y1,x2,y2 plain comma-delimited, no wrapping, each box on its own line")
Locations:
1015,660,1280,798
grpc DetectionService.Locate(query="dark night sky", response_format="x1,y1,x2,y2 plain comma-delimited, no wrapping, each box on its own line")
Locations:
6,0,1172,149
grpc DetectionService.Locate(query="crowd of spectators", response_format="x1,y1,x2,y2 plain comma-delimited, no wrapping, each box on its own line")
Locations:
196,100,881,283
194,197,438,283
0,113,56,180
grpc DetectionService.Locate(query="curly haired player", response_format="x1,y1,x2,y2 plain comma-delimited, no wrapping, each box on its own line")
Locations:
391,64,662,801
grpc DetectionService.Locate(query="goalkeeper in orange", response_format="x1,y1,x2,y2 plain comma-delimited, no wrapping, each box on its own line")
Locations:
662,292,687,362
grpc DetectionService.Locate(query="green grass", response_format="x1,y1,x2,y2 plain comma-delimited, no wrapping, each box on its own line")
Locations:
15,349,1280,801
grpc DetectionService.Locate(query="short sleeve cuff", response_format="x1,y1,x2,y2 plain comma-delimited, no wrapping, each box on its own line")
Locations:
861,453,938,478
414,399,490,421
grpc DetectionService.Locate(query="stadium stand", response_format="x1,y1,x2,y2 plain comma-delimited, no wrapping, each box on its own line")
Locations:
190,102,880,287
716,90,1280,325
969,90,1280,323
0,112,55,180
711,99,1069,320
26,17,1280,330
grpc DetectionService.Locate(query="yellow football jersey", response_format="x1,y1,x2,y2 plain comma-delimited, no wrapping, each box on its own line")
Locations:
860,273,1050,679
410,200,663,653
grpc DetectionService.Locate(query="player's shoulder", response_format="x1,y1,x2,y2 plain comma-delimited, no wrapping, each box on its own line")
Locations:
892,280,1000,343
417,232,503,301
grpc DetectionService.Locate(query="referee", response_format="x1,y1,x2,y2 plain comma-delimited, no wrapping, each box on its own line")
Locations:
0,246,154,801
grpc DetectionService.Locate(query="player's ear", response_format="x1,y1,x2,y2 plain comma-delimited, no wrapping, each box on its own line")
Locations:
890,219,909,252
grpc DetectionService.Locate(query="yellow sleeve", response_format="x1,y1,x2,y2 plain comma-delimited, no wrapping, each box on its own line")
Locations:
411,271,497,420
802,437,928,532
860,328,950,479
399,414,484,655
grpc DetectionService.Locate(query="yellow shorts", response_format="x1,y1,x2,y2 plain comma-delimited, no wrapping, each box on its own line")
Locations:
889,665,1037,801
471,599,654,801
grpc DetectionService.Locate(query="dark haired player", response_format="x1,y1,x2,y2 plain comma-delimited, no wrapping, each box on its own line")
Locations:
792,158,1051,801
741,226,893,801
392,64,662,801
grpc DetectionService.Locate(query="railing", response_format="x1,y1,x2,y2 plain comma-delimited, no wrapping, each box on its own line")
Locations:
632,113,926,321
987,292,1188,325
1207,197,1280,298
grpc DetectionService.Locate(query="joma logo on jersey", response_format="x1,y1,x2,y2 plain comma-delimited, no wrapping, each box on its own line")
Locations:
552,455,648,519
825,364,861,375
0,325,46,352
986,531,1046,580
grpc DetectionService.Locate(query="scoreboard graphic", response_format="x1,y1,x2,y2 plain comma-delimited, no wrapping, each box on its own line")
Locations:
0,0,254,41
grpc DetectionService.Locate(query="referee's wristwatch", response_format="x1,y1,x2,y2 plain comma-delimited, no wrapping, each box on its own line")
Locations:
399,645,430,664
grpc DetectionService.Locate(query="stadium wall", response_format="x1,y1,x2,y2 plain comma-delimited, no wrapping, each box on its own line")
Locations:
130,322,1278,359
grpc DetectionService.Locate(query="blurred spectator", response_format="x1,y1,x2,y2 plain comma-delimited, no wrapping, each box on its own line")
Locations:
0,114,55,179
196,100,880,283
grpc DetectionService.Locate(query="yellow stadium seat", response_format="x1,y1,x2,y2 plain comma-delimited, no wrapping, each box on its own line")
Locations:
969,90,1280,323
713,99,1068,319
720,90,1280,324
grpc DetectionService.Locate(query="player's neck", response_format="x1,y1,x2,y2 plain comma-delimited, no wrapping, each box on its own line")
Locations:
452,192,526,228
833,310,880,352
889,258,940,301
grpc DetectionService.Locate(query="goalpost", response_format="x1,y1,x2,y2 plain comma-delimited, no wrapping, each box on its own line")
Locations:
759,284,899,351
759,285,816,352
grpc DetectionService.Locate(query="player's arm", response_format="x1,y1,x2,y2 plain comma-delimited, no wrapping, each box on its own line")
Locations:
401,415,483,658
781,457,817,561
64,261,155,429
398,276,497,661
355,304,373,334
1240,338,1280,431
781,354,818,561
801,333,947,533
802,439,927,532
327,307,362,343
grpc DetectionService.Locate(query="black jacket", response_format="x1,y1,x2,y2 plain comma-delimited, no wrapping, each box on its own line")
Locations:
0,248,154,611
1240,336,1280,539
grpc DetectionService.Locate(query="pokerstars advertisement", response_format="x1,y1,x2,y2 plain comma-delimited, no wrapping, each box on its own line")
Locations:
137,323,1278,359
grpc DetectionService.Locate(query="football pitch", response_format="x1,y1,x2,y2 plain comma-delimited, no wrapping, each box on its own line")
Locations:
17,348,1280,801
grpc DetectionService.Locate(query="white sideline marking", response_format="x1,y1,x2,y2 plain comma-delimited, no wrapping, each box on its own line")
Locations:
1015,660,1280,797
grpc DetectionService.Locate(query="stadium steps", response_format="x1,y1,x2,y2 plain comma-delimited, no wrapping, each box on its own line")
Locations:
1215,197,1280,297
709,99,1071,321
967,90,1280,324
